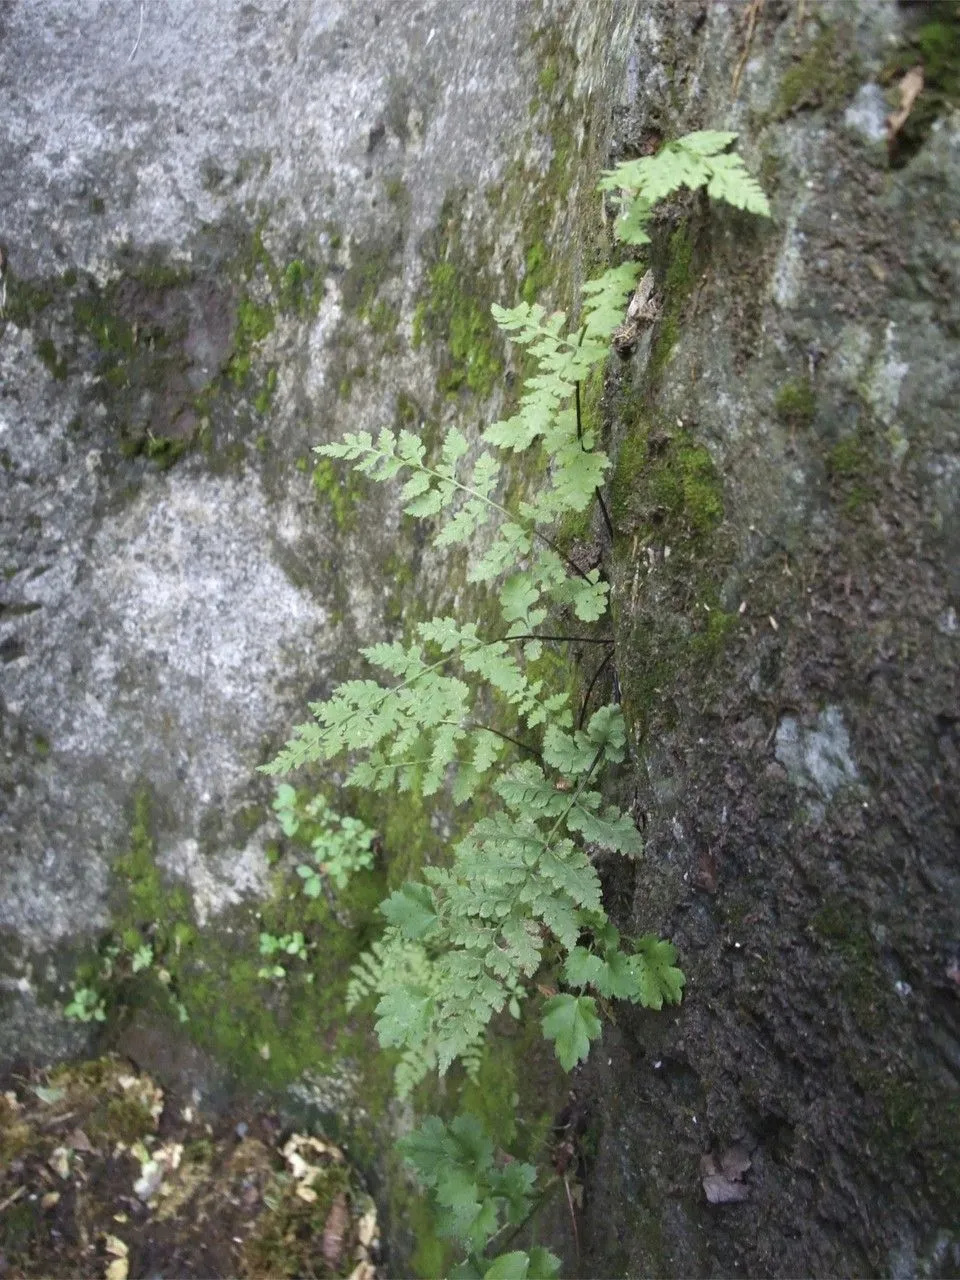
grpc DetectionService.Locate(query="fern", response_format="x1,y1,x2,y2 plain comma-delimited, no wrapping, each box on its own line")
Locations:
599,130,772,243
266,128,770,1270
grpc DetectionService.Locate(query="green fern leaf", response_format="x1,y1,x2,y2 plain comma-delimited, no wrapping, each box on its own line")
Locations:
381,882,439,940
676,129,739,155
541,993,602,1070
705,153,772,216
580,262,643,341
629,935,686,1009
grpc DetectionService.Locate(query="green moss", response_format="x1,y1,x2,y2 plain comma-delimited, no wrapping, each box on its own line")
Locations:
366,299,401,336
254,365,278,414
35,336,68,381
276,258,324,318
611,417,723,541
688,608,738,662
827,437,869,477
104,1094,156,1143
312,456,366,533
775,23,860,119
114,789,192,935
416,258,502,397
145,435,190,469
537,59,560,94
341,236,402,317
243,1162,353,1277
521,239,553,304
1,272,54,327
646,224,695,383
826,431,879,515
775,378,816,428
229,297,274,387
384,175,411,209
812,898,886,1032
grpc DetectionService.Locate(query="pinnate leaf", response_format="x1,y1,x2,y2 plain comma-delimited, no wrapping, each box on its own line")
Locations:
541,993,602,1070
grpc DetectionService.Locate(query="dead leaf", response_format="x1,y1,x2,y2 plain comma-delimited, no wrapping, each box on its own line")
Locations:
356,1207,378,1250
134,1159,163,1201
887,65,924,142
348,1264,377,1280
105,1259,129,1280
104,1236,129,1258
701,1149,751,1204
33,1085,66,1105
323,1192,350,1268
41,1192,60,1209
69,1128,95,1153
295,1184,318,1204
49,1147,71,1179
720,1144,752,1180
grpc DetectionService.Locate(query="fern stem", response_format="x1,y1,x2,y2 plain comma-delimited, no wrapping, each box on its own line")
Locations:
578,650,614,731
503,631,614,646
575,380,615,542
358,442,593,583
461,721,543,763
545,744,606,847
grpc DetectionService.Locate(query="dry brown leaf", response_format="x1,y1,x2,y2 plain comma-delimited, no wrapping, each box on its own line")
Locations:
49,1147,71,1179
105,1258,129,1280
720,1144,752,1180
104,1235,129,1259
41,1192,61,1209
347,1264,376,1280
356,1208,379,1250
323,1192,350,1268
295,1184,318,1204
69,1128,95,1153
701,1149,751,1205
887,65,924,142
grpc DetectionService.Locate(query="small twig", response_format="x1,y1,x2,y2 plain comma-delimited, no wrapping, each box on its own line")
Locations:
0,1185,26,1214
462,721,543,763
128,0,145,63
731,0,765,99
563,1174,581,1267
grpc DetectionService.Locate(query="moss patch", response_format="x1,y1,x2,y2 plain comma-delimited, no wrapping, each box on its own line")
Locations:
412,205,504,400
775,378,816,429
775,23,861,120
611,417,724,541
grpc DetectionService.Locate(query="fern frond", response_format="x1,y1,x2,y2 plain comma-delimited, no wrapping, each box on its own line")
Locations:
580,262,643,342
705,153,772,216
599,132,772,228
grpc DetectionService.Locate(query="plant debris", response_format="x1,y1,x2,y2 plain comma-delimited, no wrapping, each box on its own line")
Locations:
0,1056,382,1278
700,1144,753,1204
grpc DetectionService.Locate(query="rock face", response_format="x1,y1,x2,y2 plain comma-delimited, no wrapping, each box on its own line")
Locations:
581,0,960,1276
0,0,636,1070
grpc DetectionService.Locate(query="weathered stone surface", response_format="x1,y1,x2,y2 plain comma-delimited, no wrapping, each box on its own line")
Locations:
0,0,636,1101
580,1,960,1275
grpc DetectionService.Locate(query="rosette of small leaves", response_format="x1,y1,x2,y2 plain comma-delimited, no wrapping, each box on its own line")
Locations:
272,784,376,892
64,986,106,1023
257,930,308,980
